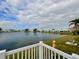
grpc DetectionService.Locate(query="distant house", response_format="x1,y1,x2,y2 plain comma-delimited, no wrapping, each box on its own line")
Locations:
70,26,79,35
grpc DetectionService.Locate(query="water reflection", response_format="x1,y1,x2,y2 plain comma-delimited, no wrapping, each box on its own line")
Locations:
0,32,62,50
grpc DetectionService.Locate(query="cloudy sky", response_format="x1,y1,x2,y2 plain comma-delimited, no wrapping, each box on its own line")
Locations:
0,0,79,30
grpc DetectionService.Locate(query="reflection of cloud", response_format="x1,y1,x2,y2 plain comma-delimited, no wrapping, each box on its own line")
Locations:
0,0,79,29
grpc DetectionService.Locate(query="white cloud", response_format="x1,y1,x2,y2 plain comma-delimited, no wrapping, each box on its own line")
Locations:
6,0,20,7
0,0,79,29
0,21,15,29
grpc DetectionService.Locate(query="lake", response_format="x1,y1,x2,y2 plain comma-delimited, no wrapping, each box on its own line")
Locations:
0,32,62,50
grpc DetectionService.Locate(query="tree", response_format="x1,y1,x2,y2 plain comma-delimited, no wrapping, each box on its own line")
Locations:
69,19,79,35
33,28,37,32
0,28,2,32
42,30,45,32
25,29,29,32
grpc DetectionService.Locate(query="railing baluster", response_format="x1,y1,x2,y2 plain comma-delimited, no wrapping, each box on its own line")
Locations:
51,50,53,59
36,47,38,59
31,48,33,59
46,48,47,59
39,41,43,59
63,57,65,59
17,52,19,59
13,54,15,59
43,47,45,59
7,55,10,59
21,51,24,59
28,49,30,59
48,49,50,59
25,50,27,59
58,54,60,59
34,47,36,59
54,52,56,59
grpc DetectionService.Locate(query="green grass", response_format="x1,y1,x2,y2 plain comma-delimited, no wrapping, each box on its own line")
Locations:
44,35,79,55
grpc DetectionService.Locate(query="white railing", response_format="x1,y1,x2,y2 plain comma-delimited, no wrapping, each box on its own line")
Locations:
0,41,79,59
6,43,39,59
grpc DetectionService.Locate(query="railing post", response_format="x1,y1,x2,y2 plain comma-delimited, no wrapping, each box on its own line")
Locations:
39,41,43,59
0,50,6,59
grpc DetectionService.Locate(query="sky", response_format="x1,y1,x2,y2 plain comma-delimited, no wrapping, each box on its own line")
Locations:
0,0,79,30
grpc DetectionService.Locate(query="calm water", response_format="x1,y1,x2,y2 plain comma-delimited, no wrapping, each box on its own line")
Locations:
0,32,62,50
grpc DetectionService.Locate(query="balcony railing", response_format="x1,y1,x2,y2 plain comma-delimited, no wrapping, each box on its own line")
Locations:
0,41,79,59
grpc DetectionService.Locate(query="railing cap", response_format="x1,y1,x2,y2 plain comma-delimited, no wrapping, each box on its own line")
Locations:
0,50,6,53
39,41,43,43
72,53,79,59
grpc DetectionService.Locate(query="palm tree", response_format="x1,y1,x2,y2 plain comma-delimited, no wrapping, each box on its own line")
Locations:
69,19,79,35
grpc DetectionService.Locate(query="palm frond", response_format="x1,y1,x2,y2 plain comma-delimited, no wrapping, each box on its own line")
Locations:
69,19,79,23
69,23,74,26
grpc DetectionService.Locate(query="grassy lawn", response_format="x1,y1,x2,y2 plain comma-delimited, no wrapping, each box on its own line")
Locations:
44,35,79,55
